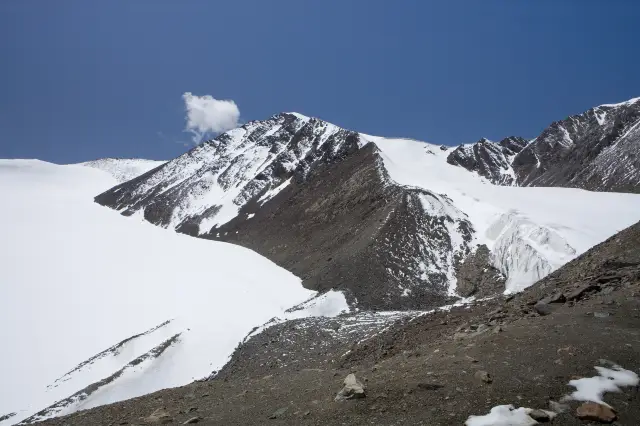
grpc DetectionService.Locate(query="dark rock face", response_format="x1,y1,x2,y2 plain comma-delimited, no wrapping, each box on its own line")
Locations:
513,97,640,193
454,245,505,298
202,143,473,310
446,97,640,193
0,412,16,422
498,136,528,154
446,137,527,185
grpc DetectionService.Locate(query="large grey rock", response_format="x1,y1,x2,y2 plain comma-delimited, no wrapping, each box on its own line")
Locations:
575,402,616,423
335,373,366,401
534,302,553,316
268,407,288,419
143,408,173,424
473,370,493,384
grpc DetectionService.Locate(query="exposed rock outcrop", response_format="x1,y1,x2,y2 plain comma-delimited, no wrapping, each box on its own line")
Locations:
454,244,505,298
446,137,527,185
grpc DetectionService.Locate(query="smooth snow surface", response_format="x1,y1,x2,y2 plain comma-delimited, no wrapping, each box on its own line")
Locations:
80,158,165,183
566,363,639,406
0,159,321,424
367,136,640,292
465,405,539,426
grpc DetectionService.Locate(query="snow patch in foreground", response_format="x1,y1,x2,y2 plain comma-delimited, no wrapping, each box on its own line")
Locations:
565,361,639,406
465,405,551,426
466,361,638,426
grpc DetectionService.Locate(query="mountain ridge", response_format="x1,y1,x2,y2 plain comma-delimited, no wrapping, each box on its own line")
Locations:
448,96,640,192
94,96,640,310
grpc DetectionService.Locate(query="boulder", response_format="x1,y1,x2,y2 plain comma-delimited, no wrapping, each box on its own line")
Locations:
540,293,566,304
268,407,288,419
534,302,553,316
576,402,616,423
335,373,366,401
143,408,173,424
566,284,600,301
474,370,492,384
528,408,553,422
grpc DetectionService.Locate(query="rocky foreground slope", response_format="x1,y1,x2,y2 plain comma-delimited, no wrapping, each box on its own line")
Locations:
36,219,640,425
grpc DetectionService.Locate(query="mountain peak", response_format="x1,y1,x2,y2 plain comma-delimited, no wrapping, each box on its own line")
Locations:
281,111,311,120
598,95,640,109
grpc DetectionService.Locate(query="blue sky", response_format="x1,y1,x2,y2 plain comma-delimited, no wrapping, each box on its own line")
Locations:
1,1,639,163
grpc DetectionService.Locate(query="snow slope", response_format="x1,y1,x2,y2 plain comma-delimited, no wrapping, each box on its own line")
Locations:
80,158,165,183
94,113,363,235
367,136,640,292
0,159,342,424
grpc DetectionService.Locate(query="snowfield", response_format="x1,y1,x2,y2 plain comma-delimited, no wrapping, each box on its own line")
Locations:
367,136,640,292
0,159,346,424
80,158,166,183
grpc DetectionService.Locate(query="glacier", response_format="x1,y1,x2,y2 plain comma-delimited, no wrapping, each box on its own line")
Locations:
0,159,345,424
368,136,640,292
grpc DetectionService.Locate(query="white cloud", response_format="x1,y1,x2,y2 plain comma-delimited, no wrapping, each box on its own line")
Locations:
182,92,240,143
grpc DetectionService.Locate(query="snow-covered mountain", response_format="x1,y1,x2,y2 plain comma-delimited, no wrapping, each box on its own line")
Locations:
4,96,640,424
372,137,640,293
0,160,347,425
95,113,360,234
449,97,640,192
80,158,165,183
95,102,640,309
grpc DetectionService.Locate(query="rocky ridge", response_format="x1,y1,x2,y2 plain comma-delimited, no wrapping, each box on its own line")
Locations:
446,136,527,185
447,96,640,192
